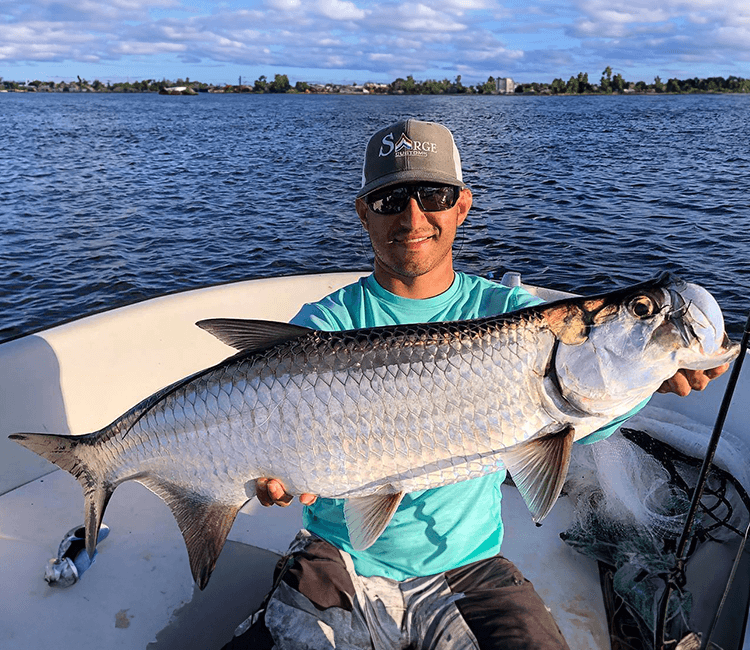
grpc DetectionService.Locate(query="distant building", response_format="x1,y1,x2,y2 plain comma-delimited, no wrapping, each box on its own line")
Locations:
339,84,368,94
495,77,516,94
364,82,389,94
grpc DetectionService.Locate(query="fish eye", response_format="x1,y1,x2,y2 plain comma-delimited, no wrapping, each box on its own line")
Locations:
629,295,657,319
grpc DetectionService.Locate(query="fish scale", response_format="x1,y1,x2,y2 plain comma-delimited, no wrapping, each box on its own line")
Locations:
10,274,740,589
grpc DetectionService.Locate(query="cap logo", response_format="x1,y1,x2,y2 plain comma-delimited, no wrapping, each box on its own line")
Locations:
394,133,413,153
378,131,437,158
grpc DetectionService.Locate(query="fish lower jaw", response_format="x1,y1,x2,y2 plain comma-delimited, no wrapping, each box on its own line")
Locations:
677,341,740,371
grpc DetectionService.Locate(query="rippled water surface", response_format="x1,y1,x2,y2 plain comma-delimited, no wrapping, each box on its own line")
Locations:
1,92,748,341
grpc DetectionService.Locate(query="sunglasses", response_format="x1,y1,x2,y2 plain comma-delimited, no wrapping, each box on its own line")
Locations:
365,184,460,215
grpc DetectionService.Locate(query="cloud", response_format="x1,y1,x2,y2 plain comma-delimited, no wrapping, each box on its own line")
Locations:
1,0,748,82
112,41,188,55
0,20,100,62
367,2,470,33
265,0,301,9
315,0,366,21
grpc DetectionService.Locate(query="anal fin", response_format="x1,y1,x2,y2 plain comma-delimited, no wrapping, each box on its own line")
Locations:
138,477,247,590
502,426,575,523
343,488,405,551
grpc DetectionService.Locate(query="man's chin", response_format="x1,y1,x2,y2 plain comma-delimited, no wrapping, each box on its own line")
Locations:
383,262,434,280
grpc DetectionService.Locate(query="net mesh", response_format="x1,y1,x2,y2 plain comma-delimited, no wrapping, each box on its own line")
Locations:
561,428,750,648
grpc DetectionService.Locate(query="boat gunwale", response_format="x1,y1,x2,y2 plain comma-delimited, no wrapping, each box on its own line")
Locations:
1,268,373,346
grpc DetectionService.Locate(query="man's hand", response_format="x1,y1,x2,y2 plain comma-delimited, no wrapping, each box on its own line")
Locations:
657,364,730,397
256,477,318,507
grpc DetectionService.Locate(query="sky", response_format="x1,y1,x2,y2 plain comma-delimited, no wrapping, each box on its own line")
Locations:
1,0,749,86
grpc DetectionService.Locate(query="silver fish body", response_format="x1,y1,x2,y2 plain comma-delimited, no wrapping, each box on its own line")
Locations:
10,273,739,589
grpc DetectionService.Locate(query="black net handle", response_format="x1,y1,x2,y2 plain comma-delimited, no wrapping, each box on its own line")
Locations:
656,311,750,650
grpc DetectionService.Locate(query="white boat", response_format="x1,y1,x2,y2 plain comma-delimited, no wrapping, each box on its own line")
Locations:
1,271,748,650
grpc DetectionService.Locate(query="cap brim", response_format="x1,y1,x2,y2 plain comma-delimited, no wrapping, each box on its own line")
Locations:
357,170,468,198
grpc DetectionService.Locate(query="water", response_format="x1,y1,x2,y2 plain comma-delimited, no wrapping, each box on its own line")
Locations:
1,92,748,342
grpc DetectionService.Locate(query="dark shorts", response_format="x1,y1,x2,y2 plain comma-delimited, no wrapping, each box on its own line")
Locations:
223,532,570,650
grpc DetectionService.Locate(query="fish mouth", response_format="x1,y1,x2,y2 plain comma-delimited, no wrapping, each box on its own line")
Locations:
668,282,741,368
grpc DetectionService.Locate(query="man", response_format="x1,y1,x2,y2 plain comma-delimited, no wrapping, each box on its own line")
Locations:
225,119,728,650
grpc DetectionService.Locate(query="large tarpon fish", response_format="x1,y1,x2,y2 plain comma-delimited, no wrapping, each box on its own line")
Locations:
10,274,739,589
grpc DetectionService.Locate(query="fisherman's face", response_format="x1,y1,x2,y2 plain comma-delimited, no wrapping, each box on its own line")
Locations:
356,185,472,282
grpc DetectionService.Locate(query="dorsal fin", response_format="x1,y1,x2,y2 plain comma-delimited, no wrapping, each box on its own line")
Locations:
196,318,312,352
502,425,575,523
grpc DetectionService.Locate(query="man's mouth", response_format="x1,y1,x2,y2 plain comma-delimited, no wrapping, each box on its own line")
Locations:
389,232,436,244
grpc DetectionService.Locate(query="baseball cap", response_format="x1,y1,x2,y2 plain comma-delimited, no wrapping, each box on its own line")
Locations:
357,119,467,198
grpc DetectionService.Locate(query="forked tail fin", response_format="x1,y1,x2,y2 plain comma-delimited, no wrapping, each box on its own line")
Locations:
10,431,244,590
9,432,113,559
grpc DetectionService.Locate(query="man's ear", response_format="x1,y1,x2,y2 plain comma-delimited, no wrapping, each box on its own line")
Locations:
356,197,369,230
456,188,472,227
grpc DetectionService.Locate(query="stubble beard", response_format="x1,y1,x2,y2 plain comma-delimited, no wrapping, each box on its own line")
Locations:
372,241,452,280
367,216,460,282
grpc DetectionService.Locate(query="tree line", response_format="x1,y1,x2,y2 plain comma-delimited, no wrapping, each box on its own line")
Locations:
4,69,749,95
540,67,750,95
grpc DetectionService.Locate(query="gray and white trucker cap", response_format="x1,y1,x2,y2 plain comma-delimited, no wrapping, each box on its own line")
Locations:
357,119,467,198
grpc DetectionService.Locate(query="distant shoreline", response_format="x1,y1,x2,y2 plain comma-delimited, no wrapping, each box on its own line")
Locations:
2,88,748,97
4,72,749,96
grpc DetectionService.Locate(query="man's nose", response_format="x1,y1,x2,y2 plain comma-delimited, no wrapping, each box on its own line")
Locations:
398,197,428,226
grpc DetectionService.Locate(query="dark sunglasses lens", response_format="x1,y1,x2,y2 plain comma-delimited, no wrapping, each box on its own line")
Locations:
367,185,458,214
418,186,458,211
367,187,410,215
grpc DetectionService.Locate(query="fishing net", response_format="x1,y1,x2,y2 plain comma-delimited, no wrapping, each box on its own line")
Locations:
561,426,750,649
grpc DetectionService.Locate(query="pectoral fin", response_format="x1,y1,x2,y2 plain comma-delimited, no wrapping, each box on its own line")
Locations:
344,488,405,551
502,425,575,523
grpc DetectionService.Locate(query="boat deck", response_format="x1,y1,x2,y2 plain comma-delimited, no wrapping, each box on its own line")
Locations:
2,272,748,649
1,468,609,649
